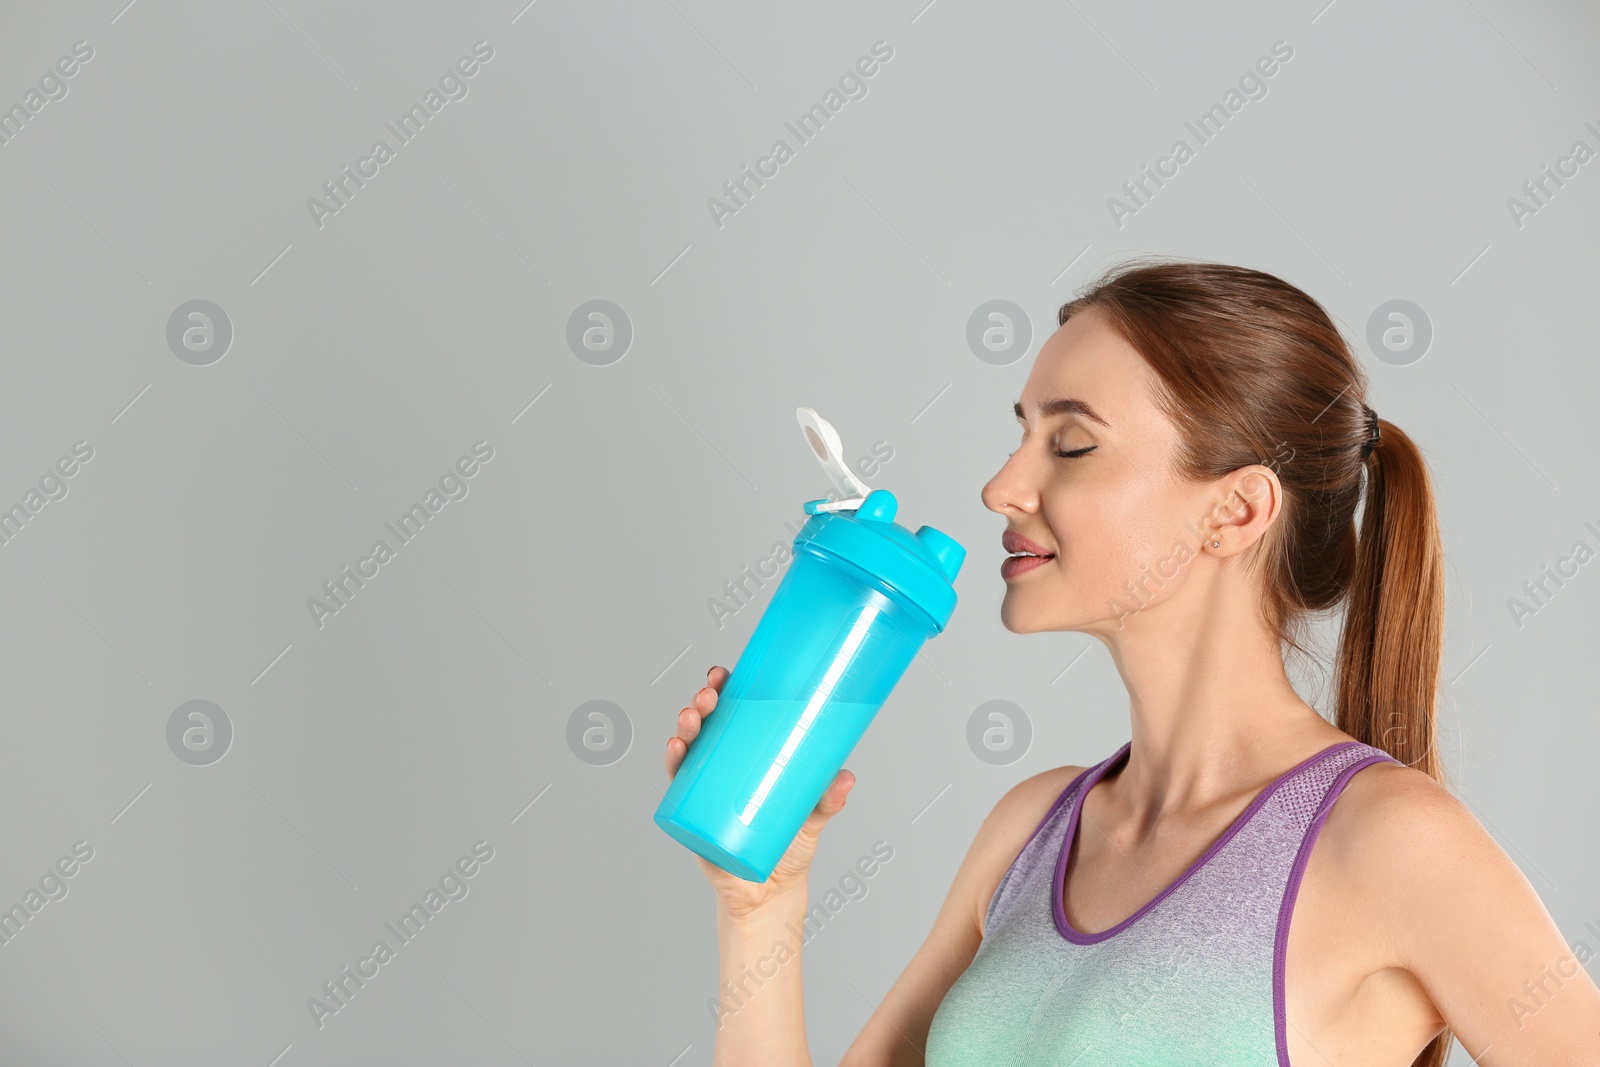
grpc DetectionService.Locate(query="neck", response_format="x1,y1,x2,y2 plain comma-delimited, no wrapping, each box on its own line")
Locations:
1088,563,1339,816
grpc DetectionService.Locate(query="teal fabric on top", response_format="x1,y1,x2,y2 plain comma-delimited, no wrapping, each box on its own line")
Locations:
925,739,1401,1066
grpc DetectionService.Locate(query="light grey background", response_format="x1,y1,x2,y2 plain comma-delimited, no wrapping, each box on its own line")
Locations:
0,0,1595,1064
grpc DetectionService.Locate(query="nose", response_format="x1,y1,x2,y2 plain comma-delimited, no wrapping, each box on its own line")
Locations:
981,449,1039,517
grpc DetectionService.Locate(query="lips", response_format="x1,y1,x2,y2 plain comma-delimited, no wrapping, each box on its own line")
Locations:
1000,531,1055,580
1002,531,1055,559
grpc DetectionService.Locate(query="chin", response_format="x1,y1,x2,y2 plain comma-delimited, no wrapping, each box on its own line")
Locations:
1000,593,1099,636
998,603,1043,634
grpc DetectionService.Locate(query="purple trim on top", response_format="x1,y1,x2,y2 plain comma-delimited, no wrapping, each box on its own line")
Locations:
1052,740,1371,945
1273,750,1401,1067
983,760,1104,937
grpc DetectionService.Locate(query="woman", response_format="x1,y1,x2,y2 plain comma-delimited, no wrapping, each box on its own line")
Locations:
663,258,1600,1065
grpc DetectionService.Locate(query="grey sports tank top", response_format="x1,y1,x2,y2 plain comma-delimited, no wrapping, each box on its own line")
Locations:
925,738,1402,1066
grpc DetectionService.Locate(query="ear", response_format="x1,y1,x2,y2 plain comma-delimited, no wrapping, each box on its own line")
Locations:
1204,464,1282,556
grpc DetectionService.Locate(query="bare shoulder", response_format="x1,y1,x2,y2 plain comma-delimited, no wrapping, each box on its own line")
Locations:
1314,758,1477,872
961,763,1088,937
1311,756,1516,948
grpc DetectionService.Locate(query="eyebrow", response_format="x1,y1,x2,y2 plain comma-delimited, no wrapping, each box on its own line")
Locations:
1013,397,1110,428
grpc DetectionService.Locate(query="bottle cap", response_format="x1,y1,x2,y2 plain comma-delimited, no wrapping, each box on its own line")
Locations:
792,408,966,631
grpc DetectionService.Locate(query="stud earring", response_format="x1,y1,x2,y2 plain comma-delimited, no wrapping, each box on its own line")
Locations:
1210,540,1220,548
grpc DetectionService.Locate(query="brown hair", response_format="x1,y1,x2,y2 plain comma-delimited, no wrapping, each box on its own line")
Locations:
1059,255,1450,1067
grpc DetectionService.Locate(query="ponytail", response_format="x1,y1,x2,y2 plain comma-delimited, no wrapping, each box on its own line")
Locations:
1334,418,1451,1067
1335,418,1446,780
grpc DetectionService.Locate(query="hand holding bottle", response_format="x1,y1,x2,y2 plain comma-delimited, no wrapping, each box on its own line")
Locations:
664,665,855,921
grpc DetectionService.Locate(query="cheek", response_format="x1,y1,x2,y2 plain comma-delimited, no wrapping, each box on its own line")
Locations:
1046,485,1191,594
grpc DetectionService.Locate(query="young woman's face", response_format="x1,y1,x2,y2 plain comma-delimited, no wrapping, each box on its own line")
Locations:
981,306,1223,636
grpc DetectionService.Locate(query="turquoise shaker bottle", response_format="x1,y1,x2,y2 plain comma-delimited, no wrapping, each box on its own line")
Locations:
654,408,965,882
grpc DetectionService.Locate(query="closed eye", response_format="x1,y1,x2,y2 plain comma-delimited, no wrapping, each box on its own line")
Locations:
1008,446,1097,459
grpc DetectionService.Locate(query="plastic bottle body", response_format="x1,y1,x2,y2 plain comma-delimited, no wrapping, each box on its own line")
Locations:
654,545,937,881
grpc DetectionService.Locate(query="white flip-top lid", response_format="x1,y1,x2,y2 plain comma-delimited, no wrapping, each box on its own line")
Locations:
795,407,872,513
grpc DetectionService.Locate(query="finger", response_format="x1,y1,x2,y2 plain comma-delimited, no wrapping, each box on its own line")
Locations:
828,768,856,808
811,768,856,819
692,684,719,716
675,705,704,746
791,769,855,852
664,735,686,777
707,665,730,691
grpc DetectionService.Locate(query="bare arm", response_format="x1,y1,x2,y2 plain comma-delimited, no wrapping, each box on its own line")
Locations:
838,766,1083,1066
1338,769,1600,1066
712,888,815,1067
666,666,855,1067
